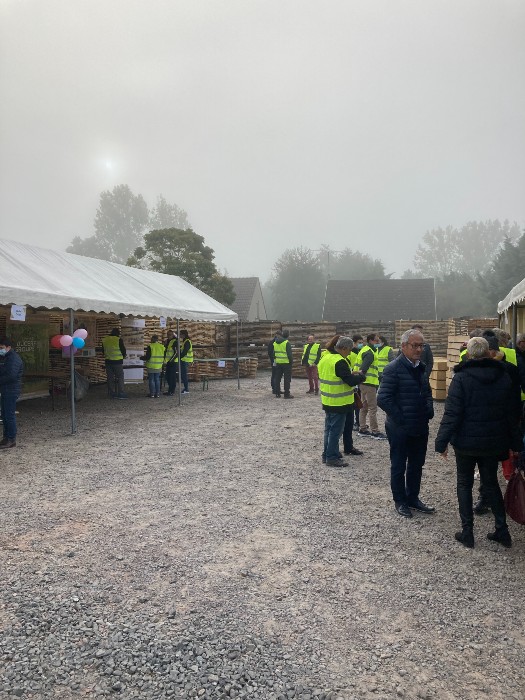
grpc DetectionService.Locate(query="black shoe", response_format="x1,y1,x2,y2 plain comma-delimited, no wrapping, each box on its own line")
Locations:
409,499,436,514
358,428,371,436
275,394,281,398
455,530,474,548
0,438,7,446
344,447,363,456
306,389,314,394
395,503,413,518
473,498,490,515
326,458,349,468
0,439,16,449
487,528,512,548
163,392,174,396
283,394,294,399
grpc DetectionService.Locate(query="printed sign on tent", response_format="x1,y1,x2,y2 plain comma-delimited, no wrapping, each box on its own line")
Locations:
10,305,26,322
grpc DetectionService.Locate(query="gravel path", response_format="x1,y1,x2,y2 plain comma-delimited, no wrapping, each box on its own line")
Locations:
1,375,524,700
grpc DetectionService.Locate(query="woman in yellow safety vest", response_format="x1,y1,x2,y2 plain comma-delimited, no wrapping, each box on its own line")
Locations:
141,334,165,398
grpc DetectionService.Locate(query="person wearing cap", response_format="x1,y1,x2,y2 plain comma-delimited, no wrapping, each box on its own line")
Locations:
0,337,23,449
101,328,127,399
435,336,521,549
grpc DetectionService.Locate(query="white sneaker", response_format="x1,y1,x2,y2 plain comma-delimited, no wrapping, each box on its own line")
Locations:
181,390,190,395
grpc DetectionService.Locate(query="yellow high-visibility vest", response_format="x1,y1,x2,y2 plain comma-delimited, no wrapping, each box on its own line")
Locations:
318,353,355,408
102,335,123,361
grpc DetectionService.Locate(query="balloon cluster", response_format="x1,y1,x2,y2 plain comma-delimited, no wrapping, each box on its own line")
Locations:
50,328,88,356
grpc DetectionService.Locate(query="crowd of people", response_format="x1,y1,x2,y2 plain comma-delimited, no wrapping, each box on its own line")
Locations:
2,322,524,549
268,325,525,549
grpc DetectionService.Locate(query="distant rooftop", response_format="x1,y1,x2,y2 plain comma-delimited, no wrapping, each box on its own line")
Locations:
229,277,267,321
323,279,436,322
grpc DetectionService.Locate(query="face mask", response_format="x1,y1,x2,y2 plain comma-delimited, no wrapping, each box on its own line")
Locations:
356,343,364,350
0,349,7,356
374,343,382,349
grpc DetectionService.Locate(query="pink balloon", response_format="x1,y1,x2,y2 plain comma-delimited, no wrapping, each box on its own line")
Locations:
60,335,73,347
73,329,88,339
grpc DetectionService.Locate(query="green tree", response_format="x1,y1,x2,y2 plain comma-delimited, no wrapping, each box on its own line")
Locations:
149,194,190,230
435,272,491,318
477,232,525,311
413,220,521,278
268,247,326,321
67,184,149,263
327,247,387,280
128,228,235,306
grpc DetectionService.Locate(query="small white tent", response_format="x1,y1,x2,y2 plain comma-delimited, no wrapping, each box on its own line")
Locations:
0,239,237,322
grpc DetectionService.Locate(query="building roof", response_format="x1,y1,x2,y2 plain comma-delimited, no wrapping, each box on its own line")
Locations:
0,239,238,322
323,279,436,322
230,277,260,320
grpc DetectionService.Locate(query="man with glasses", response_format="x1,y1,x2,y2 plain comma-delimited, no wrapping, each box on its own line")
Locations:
377,329,435,518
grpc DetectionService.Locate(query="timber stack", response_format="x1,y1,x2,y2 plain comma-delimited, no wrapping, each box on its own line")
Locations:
429,358,448,401
446,335,468,389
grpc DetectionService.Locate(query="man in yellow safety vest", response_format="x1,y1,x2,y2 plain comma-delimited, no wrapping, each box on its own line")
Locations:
271,329,293,398
354,332,386,440
318,336,365,467
101,327,127,399
302,334,322,394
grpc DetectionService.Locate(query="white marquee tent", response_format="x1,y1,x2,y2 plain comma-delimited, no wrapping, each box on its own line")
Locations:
0,239,238,322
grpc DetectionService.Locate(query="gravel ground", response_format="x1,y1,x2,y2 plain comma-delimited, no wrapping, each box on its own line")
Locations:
0,374,524,700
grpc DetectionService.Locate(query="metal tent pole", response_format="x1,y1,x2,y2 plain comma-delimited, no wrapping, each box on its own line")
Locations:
236,320,240,390
69,309,77,434
176,318,181,406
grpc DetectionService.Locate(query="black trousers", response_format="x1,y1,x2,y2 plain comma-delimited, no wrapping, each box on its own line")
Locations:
275,364,292,396
342,407,355,452
271,365,279,394
454,451,507,531
165,362,178,394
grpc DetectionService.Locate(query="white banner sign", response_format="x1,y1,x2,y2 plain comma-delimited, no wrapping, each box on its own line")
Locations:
10,304,26,322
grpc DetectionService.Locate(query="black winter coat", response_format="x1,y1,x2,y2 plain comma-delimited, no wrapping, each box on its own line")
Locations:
435,357,522,456
377,354,433,436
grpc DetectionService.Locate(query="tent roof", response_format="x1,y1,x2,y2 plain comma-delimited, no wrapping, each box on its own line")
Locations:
0,239,238,322
498,277,525,314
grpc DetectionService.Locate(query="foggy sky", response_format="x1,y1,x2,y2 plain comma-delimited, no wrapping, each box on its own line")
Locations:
1,0,524,282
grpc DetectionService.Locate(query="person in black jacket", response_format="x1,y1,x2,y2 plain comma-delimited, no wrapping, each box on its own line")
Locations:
0,337,24,449
435,337,522,549
377,328,435,519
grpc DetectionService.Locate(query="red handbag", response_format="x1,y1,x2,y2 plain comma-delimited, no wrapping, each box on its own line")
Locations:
504,454,525,525
501,451,517,481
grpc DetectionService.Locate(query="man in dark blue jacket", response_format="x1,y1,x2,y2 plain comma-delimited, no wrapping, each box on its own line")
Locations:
377,329,435,518
0,337,24,449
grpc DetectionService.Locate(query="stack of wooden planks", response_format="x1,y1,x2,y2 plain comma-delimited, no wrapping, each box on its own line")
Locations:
429,358,448,401
446,335,468,389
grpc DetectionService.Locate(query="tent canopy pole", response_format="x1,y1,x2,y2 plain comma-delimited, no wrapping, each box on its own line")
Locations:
69,308,77,434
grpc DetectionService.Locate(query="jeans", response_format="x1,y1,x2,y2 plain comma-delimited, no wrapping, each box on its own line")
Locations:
455,451,507,531
359,384,379,432
271,365,279,394
386,423,428,505
275,364,292,396
1,392,19,440
165,363,178,393
342,406,355,452
105,363,125,397
323,411,347,462
306,364,319,391
148,372,160,396
180,361,189,392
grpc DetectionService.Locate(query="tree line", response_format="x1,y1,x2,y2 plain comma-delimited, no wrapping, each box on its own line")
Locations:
265,221,524,320
66,184,524,319
67,184,235,305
